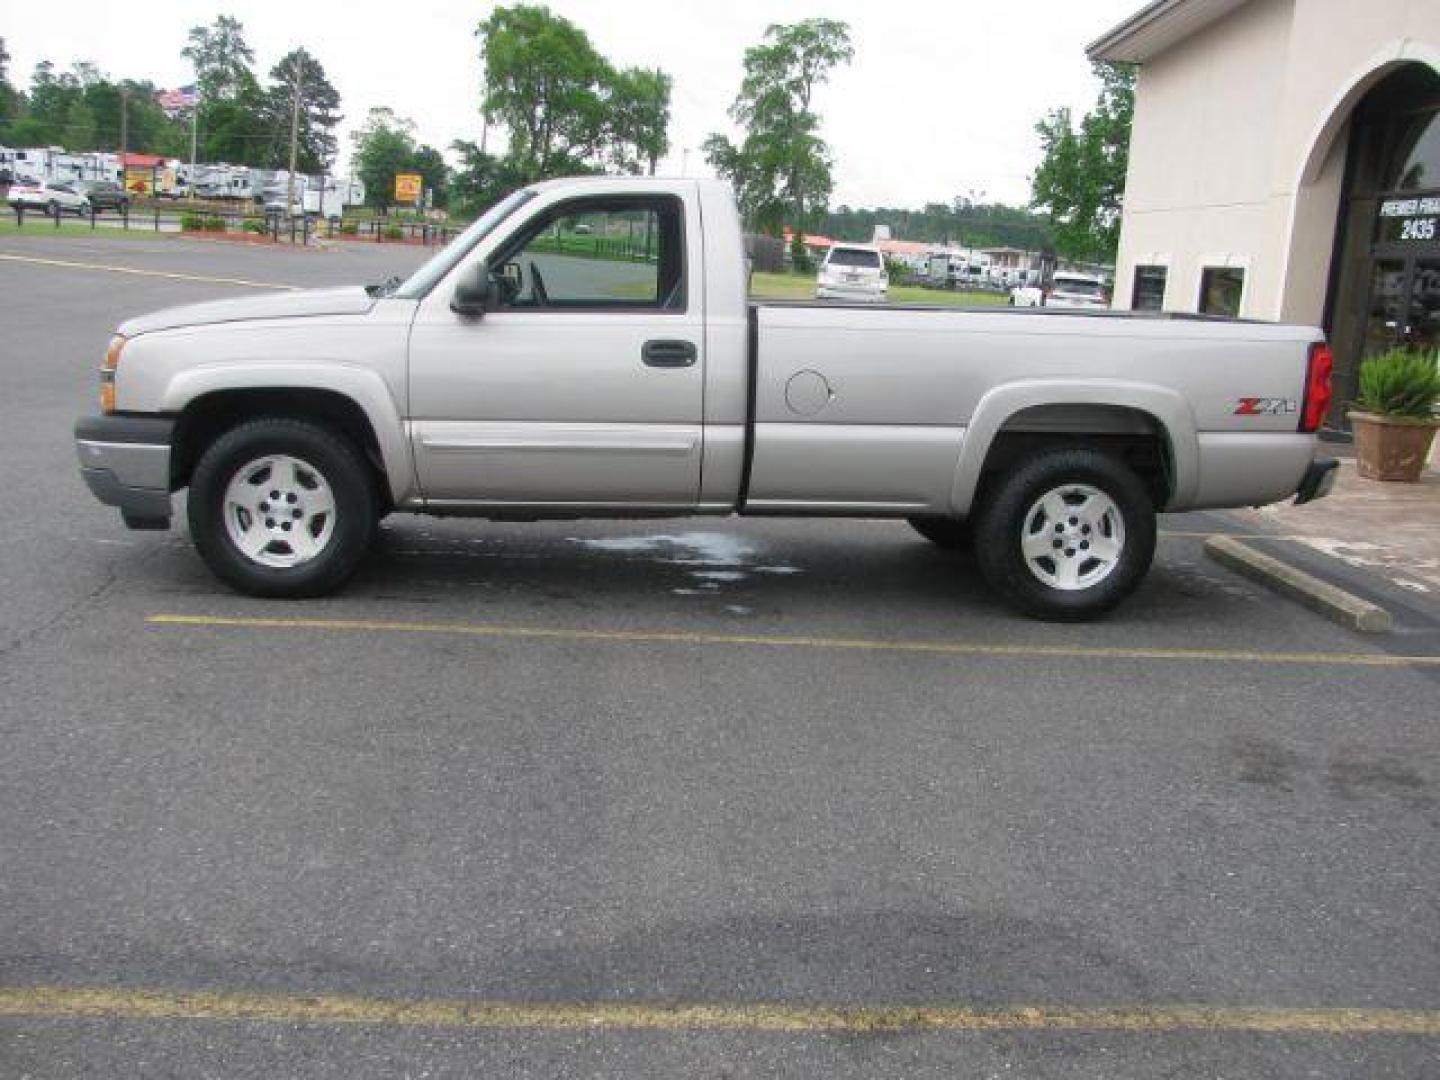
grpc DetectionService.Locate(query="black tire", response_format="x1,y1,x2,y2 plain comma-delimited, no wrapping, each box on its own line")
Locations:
908,515,971,550
973,448,1155,621
187,417,376,598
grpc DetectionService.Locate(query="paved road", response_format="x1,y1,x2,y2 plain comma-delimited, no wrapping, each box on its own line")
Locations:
1,234,1437,1077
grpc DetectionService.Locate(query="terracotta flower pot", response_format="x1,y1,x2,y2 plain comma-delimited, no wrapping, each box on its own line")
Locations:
1348,410,1440,482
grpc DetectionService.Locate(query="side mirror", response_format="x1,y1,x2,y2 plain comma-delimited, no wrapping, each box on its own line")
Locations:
450,261,489,319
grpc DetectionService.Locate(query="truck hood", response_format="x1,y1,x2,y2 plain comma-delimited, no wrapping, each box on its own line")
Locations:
118,285,377,337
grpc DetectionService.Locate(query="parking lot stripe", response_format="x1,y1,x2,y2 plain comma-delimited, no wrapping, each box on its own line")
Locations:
1,987,1436,1035
0,253,299,291
146,613,1440,668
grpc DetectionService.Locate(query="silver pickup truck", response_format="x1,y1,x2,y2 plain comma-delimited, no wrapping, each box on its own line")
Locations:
75,176,1337,619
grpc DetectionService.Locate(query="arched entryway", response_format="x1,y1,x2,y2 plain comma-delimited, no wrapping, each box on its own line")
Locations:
1323,63,1440,423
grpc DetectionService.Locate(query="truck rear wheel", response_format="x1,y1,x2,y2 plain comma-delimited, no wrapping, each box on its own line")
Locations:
187,418,375,598
973,448,1155,621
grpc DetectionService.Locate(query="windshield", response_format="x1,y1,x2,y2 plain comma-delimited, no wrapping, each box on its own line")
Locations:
827,248,881,269
394,188,537,299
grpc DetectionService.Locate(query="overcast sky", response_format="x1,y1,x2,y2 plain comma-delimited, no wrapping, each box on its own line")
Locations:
6,0,1143,208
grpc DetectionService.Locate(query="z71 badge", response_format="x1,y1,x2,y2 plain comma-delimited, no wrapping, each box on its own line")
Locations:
1234,397,1296,416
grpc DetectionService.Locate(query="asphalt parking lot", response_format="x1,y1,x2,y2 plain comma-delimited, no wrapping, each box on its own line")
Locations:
1,234,1437,1077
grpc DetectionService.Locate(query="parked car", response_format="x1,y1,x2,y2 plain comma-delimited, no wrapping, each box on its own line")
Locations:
816,243,888,301
1046,272,1110,310
74,176,1337,621
7,180,91,217
79,180,130,212
1012,271,1110,309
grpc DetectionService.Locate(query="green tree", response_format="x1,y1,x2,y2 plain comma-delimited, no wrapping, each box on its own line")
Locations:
25,60,81,141
703,18,852,237
96,79,187,157
606,66,671,175
0,37,17,125
263,49,343,172
448,139,529,218
63,97,97,150
410,145,449,209
1030,62,1135,263
182,15,258,103
476,4,611,179
183,15,277,165
200,90,270,166
352,106,418,208
474,4,672,183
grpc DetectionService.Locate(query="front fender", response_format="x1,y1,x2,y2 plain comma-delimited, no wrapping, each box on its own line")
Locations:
948,379,1200,516
163,363,416,504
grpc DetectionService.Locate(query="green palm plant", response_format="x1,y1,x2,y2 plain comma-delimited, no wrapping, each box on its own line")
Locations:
1354,348,1440,419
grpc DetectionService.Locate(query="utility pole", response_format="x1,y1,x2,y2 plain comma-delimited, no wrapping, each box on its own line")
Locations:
188,94,199,202
285,54,303,220
118,87,130,169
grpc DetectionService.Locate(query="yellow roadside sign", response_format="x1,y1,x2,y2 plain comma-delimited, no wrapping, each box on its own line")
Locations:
394,173,422,203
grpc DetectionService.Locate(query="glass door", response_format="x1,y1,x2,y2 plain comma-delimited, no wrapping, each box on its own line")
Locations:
1363,257,1440,359
1410,258,1440,352
1363,258,1410,359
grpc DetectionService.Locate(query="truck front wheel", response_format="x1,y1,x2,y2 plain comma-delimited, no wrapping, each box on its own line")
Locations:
187,418,376,598
973,448,1155,621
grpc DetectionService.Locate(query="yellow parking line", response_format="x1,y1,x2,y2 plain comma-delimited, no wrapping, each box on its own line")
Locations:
146,613,1440,669
0,253,299,290
1,987,1436,1035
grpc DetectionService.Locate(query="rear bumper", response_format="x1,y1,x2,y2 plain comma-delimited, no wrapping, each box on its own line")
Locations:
816,284,887,301
1294,456,1339,505
74,415,175,528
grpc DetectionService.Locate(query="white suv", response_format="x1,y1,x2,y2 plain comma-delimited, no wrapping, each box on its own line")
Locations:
7,180,92,217
1043,272,1109,310
816,244,888,302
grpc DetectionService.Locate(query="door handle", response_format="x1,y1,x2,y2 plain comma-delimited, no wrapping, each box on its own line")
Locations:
642,339,697,367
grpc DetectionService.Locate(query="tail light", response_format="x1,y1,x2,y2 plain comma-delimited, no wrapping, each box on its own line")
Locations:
1299,341,1333,433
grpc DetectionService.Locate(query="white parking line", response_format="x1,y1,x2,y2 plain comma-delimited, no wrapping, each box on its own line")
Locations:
0,253,299,290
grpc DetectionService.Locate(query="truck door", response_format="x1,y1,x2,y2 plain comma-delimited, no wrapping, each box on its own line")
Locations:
406,194,703,508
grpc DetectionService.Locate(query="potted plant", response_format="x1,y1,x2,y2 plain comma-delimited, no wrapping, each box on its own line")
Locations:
1348,347,1440,481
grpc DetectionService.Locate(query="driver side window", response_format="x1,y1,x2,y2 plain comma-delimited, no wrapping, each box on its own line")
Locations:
494,197,685,311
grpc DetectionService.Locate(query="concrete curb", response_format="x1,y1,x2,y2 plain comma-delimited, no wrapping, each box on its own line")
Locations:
1203,535,1393,634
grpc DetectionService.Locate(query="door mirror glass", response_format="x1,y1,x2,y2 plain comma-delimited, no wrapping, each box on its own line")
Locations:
450,262,489,318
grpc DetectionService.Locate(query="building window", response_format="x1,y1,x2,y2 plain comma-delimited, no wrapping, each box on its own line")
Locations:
1389,106,1440,192
1132,265,1167,310
1199,266,1244,317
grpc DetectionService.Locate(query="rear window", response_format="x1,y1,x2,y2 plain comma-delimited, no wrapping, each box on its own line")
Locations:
827,248,881,269
1054,277,1104,298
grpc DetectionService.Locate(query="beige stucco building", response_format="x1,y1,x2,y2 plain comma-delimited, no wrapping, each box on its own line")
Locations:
1091,0,1440,423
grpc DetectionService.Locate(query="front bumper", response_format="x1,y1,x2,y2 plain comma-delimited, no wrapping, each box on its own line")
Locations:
1294,456,1339,505
74,415,175,528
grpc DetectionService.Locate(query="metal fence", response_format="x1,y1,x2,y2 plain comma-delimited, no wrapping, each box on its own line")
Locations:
5,198,458,248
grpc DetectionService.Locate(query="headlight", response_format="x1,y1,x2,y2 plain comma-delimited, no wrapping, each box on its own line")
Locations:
100,334,125,414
